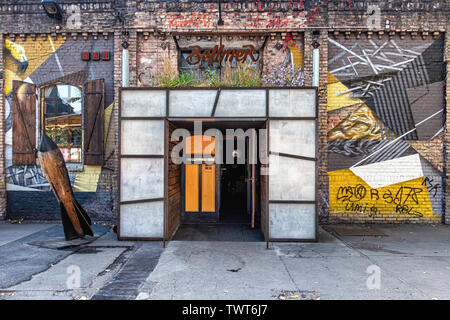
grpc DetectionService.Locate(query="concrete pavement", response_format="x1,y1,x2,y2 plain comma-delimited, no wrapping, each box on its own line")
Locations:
137,225,450,300
0,223,53,246
0,221,449,300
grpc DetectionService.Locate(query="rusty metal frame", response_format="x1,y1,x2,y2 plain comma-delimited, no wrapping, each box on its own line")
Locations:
117,88,166,242
211,88,221,117
264,87,319,244
265,119,270,248
163,119,169,248
118,87,319,244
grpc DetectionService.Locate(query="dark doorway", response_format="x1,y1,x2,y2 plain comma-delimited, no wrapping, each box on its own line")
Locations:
220,164,248,223
169,119,266,241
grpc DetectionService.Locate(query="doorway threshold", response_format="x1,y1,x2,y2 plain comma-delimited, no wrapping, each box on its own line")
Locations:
172,223,264,242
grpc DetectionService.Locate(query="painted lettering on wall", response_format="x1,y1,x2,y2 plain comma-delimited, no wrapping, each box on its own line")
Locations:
169,13,213,29
81,51,110,61
335,183,427,218
328,169,438,219
186,44,258,65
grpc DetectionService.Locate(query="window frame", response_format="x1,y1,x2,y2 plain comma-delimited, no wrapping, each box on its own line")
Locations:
39,82,84,165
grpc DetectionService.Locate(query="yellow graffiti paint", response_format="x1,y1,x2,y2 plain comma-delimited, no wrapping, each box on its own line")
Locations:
73,102,114,192
4,36,65,94
327,73,364,112
290,45,303,70
4,69,22,95
73,165,102,192
103,103,116,167
5,40,27,64
104,102,114,145
328,169,435,219
328,104,382,141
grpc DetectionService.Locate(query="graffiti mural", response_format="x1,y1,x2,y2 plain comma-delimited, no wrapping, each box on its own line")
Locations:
4,35,115,193
327,34,445,221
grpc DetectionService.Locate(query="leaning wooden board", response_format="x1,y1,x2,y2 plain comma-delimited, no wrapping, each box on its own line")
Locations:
38,133,93,240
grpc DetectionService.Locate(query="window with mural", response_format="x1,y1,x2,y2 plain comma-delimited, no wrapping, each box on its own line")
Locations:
42,84,82,163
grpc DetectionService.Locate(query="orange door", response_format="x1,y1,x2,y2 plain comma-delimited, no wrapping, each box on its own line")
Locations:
185,164,199,212
201,164,215,212
184,135,216,213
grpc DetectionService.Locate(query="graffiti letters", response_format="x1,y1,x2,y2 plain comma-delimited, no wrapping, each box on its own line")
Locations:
169,13,213,29
186,45,258,66
422,177,440,198
266,17,289,29
336,183,426,218
345,202,379,217
337,184,366,202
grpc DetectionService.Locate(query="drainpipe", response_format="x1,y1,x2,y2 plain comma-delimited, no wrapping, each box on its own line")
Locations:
312,40,320,87
122,48,129,87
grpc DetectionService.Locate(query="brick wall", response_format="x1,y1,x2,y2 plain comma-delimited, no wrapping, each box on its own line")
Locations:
112,31,123,219
326,31,446,223
7,191,115,221
136,32,178,87
445,31,450,225
3,34,116,221
136,31,304,86
0,33,5,219
0,1,448,224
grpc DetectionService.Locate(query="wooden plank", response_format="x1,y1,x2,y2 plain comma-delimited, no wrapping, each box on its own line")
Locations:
260,171,267,238
83,79,104,165
12,81,36,165
201,164,215,212
185,164,199,212
167,120,181,239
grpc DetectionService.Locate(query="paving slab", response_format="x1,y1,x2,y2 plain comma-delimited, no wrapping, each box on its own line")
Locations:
280,255,427,300
0,223,56,247
172,223,264,242
0,224,110,289
92,242,164,300
86,229,136,247
325,225,387,236
28,236,98,250
139,241,297,300
366,255,450,300
1,223,450,300
334,224,450,257
138,225,450,300
3,246,127,300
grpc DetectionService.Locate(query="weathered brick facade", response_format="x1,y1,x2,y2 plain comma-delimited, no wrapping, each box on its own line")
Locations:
445,30,450,225
0,0,448,225
2,31,115,221
0,32,5,219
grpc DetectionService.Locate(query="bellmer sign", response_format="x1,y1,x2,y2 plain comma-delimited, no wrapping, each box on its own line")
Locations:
186,44,259,65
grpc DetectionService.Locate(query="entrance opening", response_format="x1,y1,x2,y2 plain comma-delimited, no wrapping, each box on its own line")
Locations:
168,119,265,241
221,164,247,223
119,87,318,242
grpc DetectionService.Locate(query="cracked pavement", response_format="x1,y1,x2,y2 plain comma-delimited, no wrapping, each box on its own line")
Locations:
0,222,449,300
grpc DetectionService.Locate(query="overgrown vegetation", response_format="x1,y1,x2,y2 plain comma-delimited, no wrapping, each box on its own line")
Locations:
149,56,305,88
262,64,306,87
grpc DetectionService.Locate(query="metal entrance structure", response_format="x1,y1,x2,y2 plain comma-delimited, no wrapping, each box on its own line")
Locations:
118,87,318,245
